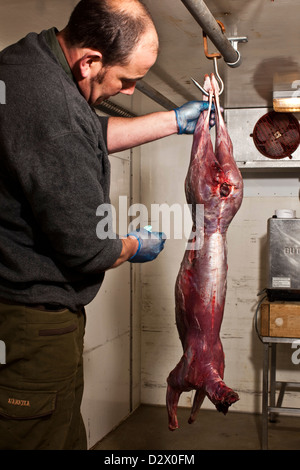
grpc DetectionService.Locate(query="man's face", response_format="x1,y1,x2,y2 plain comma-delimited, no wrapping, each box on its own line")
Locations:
84,30,158,106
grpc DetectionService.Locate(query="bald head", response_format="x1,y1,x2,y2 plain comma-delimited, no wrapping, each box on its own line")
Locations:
109,0,152,18
64,0,158,67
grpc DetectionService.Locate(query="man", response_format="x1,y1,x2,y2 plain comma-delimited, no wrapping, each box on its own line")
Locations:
0,0,212,449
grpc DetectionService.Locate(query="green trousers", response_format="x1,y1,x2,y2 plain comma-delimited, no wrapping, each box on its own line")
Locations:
0,303,87,450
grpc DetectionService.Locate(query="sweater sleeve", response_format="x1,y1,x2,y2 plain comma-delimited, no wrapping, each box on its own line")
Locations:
96,115,109,149
17,131,122,274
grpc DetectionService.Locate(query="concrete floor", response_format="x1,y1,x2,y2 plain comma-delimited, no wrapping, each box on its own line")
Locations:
93,404,300,451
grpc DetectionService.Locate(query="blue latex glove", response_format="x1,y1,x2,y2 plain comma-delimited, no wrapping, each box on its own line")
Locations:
174,101,216,134
127,228,166,263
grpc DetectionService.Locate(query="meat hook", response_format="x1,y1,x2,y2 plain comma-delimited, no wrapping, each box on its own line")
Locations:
191,56,224,97
191,20,225,97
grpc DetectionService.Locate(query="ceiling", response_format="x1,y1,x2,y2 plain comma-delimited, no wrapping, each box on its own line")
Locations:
112,0,300,115
1,0,300,116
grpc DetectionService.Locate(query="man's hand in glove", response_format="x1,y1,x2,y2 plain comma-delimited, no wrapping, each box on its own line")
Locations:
127,228,166,263
174,101,216,134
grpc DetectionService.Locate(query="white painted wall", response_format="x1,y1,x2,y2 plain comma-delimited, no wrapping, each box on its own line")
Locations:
0,0,77,50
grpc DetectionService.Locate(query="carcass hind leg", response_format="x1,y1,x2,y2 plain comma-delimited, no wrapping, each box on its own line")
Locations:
166,355,191,431
166,383,182,431
188,389,205,424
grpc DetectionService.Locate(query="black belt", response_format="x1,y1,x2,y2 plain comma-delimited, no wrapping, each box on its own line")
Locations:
0,297,66,311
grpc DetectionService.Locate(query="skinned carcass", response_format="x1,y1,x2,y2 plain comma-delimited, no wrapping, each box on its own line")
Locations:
166,74,243,431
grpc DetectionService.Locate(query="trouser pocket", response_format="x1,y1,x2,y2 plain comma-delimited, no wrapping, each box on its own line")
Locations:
0,305,84,383
0,385,57,450
0,304,87,449
23,307,83,382
0,385,56,419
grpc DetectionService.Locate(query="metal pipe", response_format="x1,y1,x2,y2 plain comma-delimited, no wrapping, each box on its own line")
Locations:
181,0,241,67
96,99,137,118
96,83,178,116
135,81,178,110
96,80,178,118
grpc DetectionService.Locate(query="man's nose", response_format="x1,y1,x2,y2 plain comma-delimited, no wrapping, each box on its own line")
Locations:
120,82,136,96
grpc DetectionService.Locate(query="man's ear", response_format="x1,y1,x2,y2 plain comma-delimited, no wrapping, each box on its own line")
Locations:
79,51,103,78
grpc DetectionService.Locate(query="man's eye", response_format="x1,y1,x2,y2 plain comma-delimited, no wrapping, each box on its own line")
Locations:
122,80,136,88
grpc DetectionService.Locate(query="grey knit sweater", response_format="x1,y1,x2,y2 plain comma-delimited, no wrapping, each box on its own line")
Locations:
0,28,122,311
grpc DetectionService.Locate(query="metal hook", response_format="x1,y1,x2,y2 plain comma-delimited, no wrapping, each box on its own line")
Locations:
202,20,225,60
212,56,224,95
192,20,225,97
191,57,224,97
